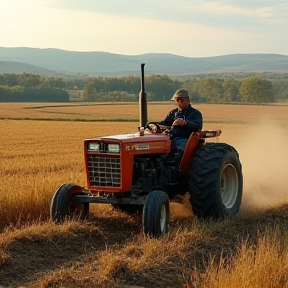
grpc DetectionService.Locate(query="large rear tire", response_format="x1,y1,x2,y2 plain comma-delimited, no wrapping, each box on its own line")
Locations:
143,190,170,237
188,143,243,219
50,183,89,223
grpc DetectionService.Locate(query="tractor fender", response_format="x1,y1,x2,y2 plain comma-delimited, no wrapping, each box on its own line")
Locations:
179,132,201,175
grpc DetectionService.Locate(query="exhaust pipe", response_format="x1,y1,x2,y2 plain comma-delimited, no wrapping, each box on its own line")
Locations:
139,63,148,127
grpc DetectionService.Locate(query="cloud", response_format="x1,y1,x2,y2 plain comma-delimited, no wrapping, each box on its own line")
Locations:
197,2,274,18
50,0,161,16
1,0,287,56
165,0,288,33
46,0,288,29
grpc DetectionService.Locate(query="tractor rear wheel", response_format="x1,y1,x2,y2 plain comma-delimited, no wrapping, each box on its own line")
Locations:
188,143,243,219
50,183,89,223
143,190,170,237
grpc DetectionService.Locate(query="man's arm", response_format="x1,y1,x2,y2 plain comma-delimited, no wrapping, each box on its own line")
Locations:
157,109,175,126
185,108,203,131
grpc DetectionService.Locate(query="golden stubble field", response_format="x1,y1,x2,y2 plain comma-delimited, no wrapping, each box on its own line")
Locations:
1,102,288,222
1,102,288,288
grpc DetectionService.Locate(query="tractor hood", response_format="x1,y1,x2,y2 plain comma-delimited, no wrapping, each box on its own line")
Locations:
86,131,171,143
84,132,171,154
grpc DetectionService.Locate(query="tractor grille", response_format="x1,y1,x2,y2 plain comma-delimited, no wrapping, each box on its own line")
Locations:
87,155,121,187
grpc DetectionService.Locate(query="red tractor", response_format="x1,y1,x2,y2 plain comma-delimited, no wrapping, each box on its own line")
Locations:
50,64,243,237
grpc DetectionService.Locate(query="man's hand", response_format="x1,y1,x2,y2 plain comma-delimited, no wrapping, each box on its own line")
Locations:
172,118,186,126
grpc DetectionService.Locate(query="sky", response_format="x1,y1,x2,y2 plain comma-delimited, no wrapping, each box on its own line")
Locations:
0,0,287,57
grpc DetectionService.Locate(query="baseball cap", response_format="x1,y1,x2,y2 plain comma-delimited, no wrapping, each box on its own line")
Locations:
171,88,189,100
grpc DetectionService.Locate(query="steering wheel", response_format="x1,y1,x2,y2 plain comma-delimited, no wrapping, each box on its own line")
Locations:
144,122,162,133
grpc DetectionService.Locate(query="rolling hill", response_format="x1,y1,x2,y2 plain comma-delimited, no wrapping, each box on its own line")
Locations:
0,60,62,76
0,47,288,77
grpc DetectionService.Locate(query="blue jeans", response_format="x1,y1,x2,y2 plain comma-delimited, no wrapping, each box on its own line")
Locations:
171,137,188,165
172,137,188,153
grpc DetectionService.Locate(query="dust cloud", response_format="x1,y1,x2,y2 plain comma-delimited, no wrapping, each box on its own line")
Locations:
235,120,288,210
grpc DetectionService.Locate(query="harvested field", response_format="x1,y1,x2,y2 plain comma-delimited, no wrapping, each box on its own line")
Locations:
1,102,288,287
1,102,288,125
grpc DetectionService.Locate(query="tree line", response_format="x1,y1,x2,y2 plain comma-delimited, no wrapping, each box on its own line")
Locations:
0,72,288,103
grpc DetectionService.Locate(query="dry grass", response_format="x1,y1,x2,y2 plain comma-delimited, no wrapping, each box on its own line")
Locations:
1,102,288,287
2,206,288,288
190,227,288,288
0,120,136,230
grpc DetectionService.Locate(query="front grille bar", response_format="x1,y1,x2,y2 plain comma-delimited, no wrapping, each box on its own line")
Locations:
87,155,121,187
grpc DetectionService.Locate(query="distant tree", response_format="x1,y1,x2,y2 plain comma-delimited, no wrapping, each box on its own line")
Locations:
107,77,126,92
181,79,205,102
10,85,24,93
0,86,69,102
271,80,288,102
193,78,224,102
146,75,181,101
2,73,18,86
18,73,41,87
222,77,240,102
83,80,96,101
0,75,5,85
68,78,85,90
124,76,140,94
239,76,274,103
44,77,65,89
0,86,9,101
277,87,288,101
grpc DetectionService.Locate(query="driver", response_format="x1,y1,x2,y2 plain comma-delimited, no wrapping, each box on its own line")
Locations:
157,88,203,158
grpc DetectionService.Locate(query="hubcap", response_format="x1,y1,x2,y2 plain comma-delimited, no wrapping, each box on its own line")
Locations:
220,164,238,209
160,204,167,233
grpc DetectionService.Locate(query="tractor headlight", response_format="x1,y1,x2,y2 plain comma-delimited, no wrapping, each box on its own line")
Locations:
108,143,120,153
88,142,100,152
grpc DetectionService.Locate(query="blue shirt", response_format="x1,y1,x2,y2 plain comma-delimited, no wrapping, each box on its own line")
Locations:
158,105,203,140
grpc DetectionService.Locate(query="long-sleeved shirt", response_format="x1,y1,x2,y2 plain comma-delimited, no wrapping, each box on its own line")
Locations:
158,105,203,140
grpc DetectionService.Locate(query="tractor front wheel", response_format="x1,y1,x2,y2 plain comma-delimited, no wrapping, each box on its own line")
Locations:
143,190,170,237
50,183,89,223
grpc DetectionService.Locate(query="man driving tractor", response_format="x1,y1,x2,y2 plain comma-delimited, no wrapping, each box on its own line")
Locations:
157,88,203,159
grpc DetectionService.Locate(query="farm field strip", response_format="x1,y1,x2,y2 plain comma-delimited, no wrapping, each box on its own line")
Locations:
2,102,288,124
